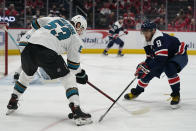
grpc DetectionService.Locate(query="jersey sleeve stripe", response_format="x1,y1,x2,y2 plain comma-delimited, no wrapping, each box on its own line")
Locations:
67,59,80,70
155,49,168,56
32,19,40,30
18,41,28,46
178,42,186,55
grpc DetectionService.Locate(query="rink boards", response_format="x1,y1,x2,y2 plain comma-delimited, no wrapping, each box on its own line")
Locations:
6,29,196,55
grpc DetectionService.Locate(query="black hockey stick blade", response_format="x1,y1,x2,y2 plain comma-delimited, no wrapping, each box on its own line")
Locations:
98,77,137,122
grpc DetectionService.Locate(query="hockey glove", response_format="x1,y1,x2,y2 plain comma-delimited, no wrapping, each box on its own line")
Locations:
113,34,119,39
76,69,88,84
124,30,128,35
135,62,150,79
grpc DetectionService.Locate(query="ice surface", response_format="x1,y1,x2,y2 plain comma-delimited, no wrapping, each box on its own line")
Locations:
0,54,196,131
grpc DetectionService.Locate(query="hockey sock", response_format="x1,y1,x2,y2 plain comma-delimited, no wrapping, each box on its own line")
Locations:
168,74,180,95
13,81,27,98
137,79,149,89
66,87,80,106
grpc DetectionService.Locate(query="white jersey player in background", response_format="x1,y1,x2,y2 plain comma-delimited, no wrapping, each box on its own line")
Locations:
6,15,93,126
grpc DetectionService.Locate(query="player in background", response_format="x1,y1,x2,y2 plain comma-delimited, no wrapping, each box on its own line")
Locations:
103,16,128,56
124,20,188,109
6,15,93,126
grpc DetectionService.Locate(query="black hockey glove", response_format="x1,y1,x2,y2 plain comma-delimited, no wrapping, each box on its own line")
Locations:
76,69,88,84
135,62,150,79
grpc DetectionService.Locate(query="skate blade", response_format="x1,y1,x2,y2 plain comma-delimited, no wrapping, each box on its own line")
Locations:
75,118,93,126
6,109,16,115
171,104,180,109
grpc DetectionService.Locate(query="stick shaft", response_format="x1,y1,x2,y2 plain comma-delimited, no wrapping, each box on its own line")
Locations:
99,77,136,122
87,81,134,114
87,81,115,102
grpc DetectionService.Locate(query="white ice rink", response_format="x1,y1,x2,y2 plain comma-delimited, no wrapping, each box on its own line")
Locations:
0,54,196,131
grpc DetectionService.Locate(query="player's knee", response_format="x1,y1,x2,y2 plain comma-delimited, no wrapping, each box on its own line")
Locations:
60,72,77,90
119,41,124,48
107,42,114,48
141,73,154,83
164,62,178,77
22,64,37,76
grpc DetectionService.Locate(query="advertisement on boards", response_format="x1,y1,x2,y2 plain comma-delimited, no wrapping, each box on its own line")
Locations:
8,29,196,51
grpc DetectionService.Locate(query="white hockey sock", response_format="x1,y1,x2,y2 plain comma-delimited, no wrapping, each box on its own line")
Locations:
13,71,34,99
60,72,80,106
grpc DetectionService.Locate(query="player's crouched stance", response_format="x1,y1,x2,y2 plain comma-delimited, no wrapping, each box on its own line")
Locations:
124,20,188,109
6,15,92,126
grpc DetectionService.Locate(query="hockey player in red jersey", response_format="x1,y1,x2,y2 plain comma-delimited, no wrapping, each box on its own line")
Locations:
124,20,188,109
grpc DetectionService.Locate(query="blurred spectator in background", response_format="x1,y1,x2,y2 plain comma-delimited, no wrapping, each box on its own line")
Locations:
5,4,19,16
143,0,151,14
187,18,196,31
85,0,93,28
34,0,44,9
157,17,165,30
5,4,19,27
48,4,60,17
26,0,34,8
1,0,195,31
98,2,112,28
100,2,111,16
32,9,42,19
158,4,166,17
108,12,116,28
123,10,135,29
59,4,68,19
26,6,34,17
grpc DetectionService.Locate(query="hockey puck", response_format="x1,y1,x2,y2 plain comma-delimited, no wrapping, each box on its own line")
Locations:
68,113,74,119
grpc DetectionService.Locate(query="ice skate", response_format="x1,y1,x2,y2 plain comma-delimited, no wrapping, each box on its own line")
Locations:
6,94,19,115
124,88,143,100
117,50,124,57
103,50,108,56
170,93,180,109
69,103,92,126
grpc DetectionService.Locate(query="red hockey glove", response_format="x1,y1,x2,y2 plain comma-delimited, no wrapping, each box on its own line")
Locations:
124,30,128,35
113,34,119,39
135,62,150,79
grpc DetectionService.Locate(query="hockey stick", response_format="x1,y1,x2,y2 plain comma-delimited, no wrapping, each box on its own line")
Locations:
105,33,126,45
115,33,126,38
98,77,137,122
1,25,20,51
87,81,135,115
